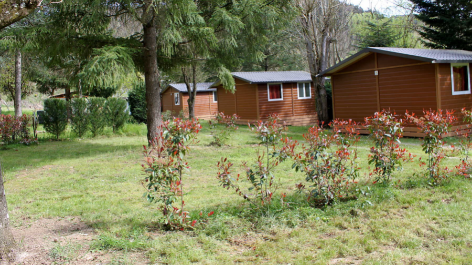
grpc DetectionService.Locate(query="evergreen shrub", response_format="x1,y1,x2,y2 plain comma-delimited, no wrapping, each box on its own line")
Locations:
70,98,90,137
105,97,128,133
128,82,146,123
43,99,68,140
88,97,107,137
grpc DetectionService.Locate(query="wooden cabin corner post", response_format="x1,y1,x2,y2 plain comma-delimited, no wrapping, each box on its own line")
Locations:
291,83,295,116
331,78,336,120
435,64,442,111
375,53,380,112
255,84,260,120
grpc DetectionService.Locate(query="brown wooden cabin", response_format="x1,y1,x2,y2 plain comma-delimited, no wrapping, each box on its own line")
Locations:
211,71,317,126
162,83,218,119
319,47,472,136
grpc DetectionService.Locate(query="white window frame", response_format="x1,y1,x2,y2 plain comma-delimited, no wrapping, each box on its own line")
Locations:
297,82,312,99
212,91,218,102
267,83,283,101
451,63,471,95
174,92,180,105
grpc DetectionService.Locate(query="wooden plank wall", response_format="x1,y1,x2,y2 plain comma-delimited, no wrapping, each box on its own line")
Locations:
332,53,437,123
379,64,436,115
181,92,218,119
162,88,183,116
216,79,258,121
438,63,472,121
216,79,318,126
162,88,217,119
258,82,318,126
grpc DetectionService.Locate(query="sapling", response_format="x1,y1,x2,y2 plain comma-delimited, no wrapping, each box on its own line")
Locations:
406,109,457,184
291,120,360,206
365,110,413,184
455,108,472,178
143,118,201,229
216,114,292,211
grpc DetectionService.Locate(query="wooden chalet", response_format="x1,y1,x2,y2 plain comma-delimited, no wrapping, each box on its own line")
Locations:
211,71,317,126
162,83,218,119
319,47,472,136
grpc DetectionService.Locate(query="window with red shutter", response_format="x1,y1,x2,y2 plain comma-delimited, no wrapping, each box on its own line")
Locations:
451,63,471,95
268,84,283,101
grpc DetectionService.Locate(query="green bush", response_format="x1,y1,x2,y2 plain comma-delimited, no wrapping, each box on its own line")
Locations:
70,98,90,137
105,98,128,133
43,99,68,140
88,97,107,137
128,82,146,123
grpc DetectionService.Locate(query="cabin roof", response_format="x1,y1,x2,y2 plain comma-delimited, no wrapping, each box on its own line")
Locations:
320,47,472,76
164,82,216,93
211,71,312,87
231,71,312,84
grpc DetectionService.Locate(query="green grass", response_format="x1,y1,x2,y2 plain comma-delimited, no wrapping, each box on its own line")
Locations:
1,121,472,264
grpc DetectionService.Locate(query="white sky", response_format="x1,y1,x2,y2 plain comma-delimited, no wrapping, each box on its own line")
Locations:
347,0,412,16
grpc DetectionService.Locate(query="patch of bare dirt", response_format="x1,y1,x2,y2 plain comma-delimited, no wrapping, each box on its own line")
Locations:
329,257,362,265
6,217,148,265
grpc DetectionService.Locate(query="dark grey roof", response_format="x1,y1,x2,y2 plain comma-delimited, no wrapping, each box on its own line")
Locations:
320,47,472,76
231,71,312,84
165,82,216,93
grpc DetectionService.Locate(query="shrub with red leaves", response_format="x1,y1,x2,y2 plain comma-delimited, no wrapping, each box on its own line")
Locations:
291,120,360,206
365,110,414,184
0,114,37,146
142,118,201,230
406,109,457,184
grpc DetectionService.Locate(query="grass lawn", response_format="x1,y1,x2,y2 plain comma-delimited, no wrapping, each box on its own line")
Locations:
1,121,471,264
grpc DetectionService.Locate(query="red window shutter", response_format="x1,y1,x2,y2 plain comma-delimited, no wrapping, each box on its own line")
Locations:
269,84,282,99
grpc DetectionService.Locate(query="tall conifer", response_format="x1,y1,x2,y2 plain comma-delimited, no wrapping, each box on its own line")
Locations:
411,0,472,50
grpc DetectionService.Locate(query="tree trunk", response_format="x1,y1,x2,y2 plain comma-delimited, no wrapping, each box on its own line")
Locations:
14,50,22,118
143,16,162,143
182,65,197,119
0,163,16,261
0,0,41,30
315,32,331,125
190,64,197,119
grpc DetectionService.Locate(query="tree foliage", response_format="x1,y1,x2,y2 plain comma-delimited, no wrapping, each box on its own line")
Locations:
411,0,472,50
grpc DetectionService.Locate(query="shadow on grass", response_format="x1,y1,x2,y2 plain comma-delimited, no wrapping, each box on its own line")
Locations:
0,140,144,173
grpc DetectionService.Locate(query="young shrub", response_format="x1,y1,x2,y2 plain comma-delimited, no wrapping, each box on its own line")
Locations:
18,115,37,145
406,109,457,184
70,98,90,137
162,110,172,121
88,97,107,137
209,112,239,147
210,129,229,147
105,98,128,133
365,110,413,184
291,120,360,206
216,114,291,210
143,118,202,230
455,108,472,178
43,99,68,140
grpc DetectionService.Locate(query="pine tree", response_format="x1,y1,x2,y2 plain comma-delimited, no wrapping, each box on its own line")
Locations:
357,19,398,48
411,0,472,50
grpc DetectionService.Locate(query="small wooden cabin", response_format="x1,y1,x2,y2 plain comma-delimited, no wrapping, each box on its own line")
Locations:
212,71,317,126
319,47,472,136
162,83,218,119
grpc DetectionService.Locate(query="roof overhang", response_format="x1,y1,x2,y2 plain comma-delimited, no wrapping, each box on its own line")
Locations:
210,75,312,88
318,47,450,77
